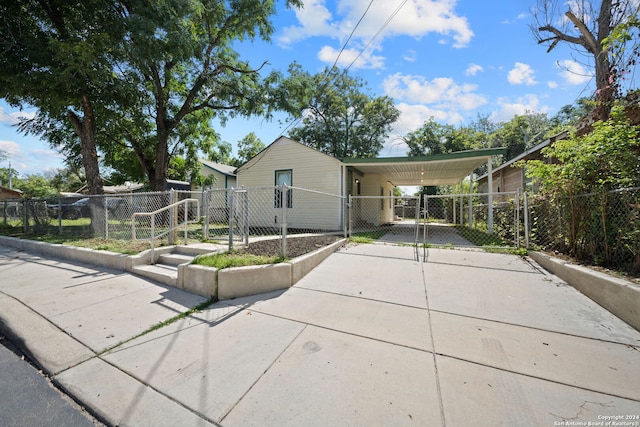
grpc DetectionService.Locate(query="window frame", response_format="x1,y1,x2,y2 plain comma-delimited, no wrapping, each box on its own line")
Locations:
274,169,293,208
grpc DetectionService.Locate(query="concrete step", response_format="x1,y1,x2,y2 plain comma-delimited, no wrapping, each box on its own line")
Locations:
159,253,194,266
132,264,178,287
174,244,225,257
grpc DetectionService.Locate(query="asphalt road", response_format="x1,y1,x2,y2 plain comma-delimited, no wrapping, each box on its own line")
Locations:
0,334,104,427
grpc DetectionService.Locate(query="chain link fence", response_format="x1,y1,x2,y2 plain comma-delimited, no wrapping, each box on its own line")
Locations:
526,187,640,274
349,195,420,245
2,186,638,274
418,192,521,248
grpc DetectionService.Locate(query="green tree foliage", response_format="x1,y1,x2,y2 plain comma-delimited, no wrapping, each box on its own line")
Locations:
103,0,302,191
0,0,124,198
519,106,639,268
235,132,265,166
0,168,57,198
521,106,640,196
208,141,234,166
403,119,482,157
287,65,400,158
489,112,550,161
49,167,85,193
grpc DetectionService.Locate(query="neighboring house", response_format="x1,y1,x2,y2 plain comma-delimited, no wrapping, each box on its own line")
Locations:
0,186,22,201
477,131,567,196
77,182,145,194
195,159,237,190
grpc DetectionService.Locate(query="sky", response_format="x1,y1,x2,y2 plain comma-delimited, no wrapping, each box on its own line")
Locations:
0,0,600,180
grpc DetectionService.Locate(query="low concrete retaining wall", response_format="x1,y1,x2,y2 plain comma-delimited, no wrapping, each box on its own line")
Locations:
178,264,218,298
290,239,345,284
529,251,640,332
218,263,291,300
206,238,347,300
0,236,346,301
0,236,129,270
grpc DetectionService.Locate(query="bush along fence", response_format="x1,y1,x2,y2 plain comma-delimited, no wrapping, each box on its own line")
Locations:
1,186,638,274
526,187,639,275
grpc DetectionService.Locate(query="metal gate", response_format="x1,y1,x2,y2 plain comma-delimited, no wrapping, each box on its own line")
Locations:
348,195,422,260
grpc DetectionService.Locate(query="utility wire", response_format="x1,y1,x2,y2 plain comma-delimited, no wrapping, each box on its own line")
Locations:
347,0,408,71
278,0,377,137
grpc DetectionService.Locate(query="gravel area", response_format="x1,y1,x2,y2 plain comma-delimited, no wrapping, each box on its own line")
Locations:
237,235,341,258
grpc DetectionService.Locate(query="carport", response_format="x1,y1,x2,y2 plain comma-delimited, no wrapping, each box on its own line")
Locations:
342,147,507,233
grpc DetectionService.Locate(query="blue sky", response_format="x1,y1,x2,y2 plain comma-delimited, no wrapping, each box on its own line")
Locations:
0,0,598,178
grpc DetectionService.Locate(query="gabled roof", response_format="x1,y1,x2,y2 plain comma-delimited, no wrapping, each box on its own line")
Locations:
0,186,23,197
200,159,237,176
236,136,339,172
477,130,568,181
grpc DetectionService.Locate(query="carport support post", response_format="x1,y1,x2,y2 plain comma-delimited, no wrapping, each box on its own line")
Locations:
487,157,494,235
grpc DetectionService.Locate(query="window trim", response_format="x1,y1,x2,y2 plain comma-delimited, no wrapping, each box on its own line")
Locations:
274,169,293,208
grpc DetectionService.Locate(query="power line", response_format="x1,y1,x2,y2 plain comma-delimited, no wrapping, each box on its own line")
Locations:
278,0,377,137
347,0,408,71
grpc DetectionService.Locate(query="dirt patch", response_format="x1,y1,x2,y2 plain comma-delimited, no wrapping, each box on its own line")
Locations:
237,235,341,258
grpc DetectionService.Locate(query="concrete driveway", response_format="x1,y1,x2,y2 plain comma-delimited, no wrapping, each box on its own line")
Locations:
1,242,639,426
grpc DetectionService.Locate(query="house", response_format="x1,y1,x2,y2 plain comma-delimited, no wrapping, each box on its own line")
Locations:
236,136,345,231
76,182,145,194
477,131,568,196
236,136,507,231
195,159,237,190
0,186,22,201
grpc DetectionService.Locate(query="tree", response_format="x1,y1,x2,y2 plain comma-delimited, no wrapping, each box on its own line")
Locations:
235,132,265,166
0,0,126,198
102,0,302,190
49,166,85,193
403,119,474,157
287,65,400,158
490,112,551,161
531,0,638,120
521,106,639,196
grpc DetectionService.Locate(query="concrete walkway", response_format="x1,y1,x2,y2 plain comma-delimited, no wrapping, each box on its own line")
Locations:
1,243,639,426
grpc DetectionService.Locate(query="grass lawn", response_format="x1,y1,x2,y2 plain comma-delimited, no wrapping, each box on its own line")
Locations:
192,252,286,269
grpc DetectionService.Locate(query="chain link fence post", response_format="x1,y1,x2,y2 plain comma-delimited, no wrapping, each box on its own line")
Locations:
228,189,235,252
524,191,530,249
281,185,288,258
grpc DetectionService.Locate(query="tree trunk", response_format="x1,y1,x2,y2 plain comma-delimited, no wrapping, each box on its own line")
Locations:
68,94,105,236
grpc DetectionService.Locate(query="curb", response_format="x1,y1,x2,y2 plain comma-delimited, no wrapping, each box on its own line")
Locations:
529,251,640,332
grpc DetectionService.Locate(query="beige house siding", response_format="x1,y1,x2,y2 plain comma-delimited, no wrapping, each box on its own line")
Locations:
237,137,344,231
355,173,394,225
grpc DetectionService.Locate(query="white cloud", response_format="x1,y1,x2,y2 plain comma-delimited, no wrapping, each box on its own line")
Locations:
383,73,487,111
380,102,465,155
317,45,385,69
491,94,550,122
0,140,22,157
557,59,592,85
0,107,36,126
547,80,558,89
279,0,474,66
507,62,537,85
396,103,464,129
465,63,483,76
403,49,417,63
278,0,336,46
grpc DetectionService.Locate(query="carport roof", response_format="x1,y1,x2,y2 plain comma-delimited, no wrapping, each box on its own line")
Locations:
342,147,507,186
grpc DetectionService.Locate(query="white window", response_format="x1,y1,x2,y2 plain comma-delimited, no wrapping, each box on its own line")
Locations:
275,169,292,208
